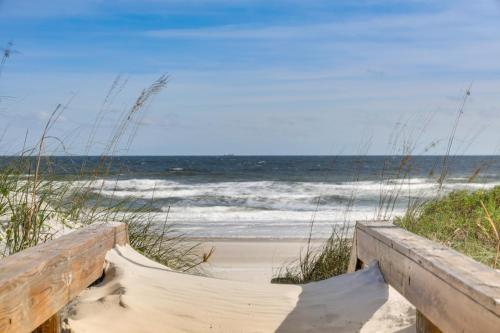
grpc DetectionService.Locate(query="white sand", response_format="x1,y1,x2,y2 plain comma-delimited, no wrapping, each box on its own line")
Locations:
68,245,415,333
199,240,324,282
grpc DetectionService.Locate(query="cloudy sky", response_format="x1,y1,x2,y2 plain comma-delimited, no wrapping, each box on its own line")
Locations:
0,0,500,155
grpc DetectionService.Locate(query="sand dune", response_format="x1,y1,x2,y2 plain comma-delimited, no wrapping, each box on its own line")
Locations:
67,245,415,332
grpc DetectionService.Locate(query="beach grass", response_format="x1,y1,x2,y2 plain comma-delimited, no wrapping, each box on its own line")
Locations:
271,224,351,284
272,86,482,283
2,43,495,283
0,70,210,272
0,156,210,267
397,186,500,268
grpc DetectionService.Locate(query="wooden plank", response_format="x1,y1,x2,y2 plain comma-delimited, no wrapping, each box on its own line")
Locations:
416,311,442,333
347,227,358,272
354,222,500,333
357,222,500,316
0,222,128,333
32,313,60,333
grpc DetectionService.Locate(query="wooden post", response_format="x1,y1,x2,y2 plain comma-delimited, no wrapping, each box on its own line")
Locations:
347,229,358,272
32,313,60,333
416,311,442,333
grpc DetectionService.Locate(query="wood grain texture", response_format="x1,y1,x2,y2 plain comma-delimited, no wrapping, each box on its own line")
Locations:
0,222,128,333
353,221,500,333
32,313,60,333
416,311,442,333
347,229,358,273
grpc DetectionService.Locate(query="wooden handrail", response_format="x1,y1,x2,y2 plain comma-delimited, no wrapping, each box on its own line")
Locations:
348,221,500,333
0,222,128,333
2,220,499,332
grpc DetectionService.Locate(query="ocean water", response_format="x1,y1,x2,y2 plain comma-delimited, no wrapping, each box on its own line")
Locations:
4,156,500,239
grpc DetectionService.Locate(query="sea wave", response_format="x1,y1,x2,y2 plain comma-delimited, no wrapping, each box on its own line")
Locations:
123,205,383,238
88,178,500,204
69,177,500,238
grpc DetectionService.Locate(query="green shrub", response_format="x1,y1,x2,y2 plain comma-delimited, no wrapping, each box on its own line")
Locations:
396,186,500,267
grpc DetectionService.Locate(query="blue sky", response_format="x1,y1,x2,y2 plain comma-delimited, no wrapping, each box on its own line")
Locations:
1,0,500,155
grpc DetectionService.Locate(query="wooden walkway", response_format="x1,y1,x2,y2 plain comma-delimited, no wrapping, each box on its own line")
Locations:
0,221,499,332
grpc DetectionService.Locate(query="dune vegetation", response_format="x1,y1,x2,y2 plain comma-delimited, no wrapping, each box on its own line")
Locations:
397,187,500,268
0,51,210,271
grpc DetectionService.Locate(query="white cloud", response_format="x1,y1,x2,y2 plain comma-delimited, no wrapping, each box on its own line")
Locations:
2,0,500,154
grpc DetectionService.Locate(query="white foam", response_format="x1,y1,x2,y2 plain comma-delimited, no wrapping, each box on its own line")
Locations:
88,178,500,202
70,177,500,238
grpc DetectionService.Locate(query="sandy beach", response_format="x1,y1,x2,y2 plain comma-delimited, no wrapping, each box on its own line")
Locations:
199,239,324,282
66,243,416,333
2,1,499,331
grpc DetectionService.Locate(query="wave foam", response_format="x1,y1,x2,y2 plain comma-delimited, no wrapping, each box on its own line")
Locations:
78,177,499,238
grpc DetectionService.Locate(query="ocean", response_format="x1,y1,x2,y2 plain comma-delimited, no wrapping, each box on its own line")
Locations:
3,155,500,239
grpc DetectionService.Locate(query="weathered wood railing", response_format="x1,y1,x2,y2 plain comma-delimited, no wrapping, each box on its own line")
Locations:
2,221,499,333
0,222,128,333
349,221,500,333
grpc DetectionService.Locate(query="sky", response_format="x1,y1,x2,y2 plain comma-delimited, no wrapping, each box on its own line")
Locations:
0,0,500,155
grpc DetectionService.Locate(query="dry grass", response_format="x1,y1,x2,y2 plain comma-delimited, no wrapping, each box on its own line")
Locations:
273,85,481,283
0,64,208,272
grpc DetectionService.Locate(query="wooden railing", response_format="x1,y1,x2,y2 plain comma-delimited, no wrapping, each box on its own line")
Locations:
0,222,128,333
1,221,499,333
349,221,500,333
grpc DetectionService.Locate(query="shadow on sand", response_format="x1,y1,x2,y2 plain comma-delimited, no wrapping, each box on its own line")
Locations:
276,263,415,332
